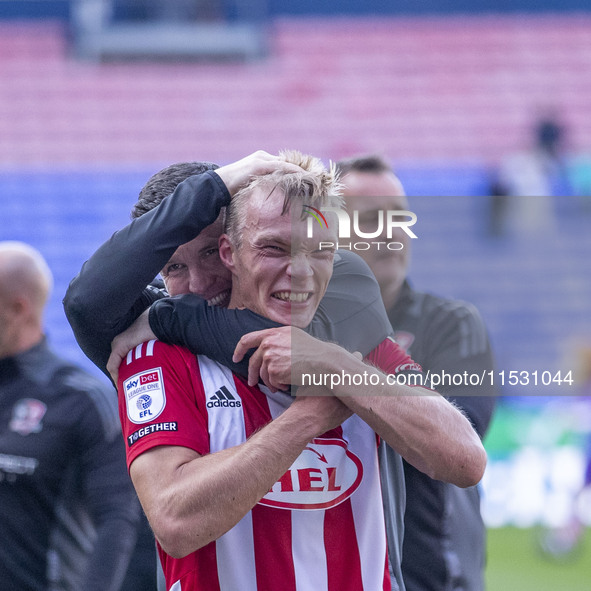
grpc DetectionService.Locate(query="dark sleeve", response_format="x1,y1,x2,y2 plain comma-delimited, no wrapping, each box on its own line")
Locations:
63,171,231,376
308,250,393,355
74,376,141,591
149,250,393,374
421,300,498,439
149,296,282,376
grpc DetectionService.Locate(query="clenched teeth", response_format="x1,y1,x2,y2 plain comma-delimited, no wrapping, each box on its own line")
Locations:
272,291,310,302
207,290,230,307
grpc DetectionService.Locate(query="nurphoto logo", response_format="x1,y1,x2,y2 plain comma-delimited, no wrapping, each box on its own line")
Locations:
304,205,418,251
303,205,329,229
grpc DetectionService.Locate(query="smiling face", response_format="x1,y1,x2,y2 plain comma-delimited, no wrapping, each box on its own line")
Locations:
220,187,337,328
160,216,232,307
341,170,410,310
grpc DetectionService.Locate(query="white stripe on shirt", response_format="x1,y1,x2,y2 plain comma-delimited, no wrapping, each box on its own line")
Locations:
292,510,328,591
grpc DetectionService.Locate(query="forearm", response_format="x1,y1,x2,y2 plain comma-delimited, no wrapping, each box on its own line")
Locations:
341,384,486,487
318,346,487,487
134,406,322,558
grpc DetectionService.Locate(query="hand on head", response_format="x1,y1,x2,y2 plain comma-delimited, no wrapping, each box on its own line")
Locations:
214,151,306,196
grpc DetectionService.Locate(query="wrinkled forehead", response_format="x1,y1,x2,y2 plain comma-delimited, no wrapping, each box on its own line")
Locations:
247,184,291,211
242,186,298,228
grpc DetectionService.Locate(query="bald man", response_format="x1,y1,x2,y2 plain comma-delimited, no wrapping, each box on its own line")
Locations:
0,242,139,591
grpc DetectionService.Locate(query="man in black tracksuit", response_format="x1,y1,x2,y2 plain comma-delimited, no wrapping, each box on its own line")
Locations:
336,155,498,591
388,280,496,590
0,242,139,591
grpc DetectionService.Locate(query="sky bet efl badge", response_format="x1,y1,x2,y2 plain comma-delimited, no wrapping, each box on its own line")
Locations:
124,368,166,424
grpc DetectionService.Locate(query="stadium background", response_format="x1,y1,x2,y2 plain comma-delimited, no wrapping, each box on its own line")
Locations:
1,1,590,587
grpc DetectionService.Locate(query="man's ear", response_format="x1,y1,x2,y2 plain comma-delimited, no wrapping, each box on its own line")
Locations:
218,234,235,272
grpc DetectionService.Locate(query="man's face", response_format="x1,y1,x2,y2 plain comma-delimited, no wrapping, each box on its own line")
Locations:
221,188,337,328
342,170,410,310
160,217,232,306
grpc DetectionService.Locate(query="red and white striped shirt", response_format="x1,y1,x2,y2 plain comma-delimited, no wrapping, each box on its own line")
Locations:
118,339,414,591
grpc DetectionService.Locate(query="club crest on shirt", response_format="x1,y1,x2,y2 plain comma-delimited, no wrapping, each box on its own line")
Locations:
259,437,363,511
123,368,166,424
9,399,47,436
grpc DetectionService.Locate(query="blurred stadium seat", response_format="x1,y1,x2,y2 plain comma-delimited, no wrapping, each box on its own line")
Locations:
1,15,591,165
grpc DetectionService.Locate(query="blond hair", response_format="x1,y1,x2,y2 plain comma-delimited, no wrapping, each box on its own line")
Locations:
225,150,343,247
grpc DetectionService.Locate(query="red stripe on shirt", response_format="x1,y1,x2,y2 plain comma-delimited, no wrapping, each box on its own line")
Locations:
252,504,296,591
324,499,363,591
234,375,273,439
383,553,392,591
159,542,222,591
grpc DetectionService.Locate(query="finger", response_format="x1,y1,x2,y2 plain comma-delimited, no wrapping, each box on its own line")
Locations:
276,161,306,174
259,362,277,393
247,347,265,387
250,149,273,159
256,159,304,176
107,351,123,385
233,329,273,363
352,351,363,360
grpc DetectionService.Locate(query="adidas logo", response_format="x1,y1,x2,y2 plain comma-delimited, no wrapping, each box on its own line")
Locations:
207,385,242,408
